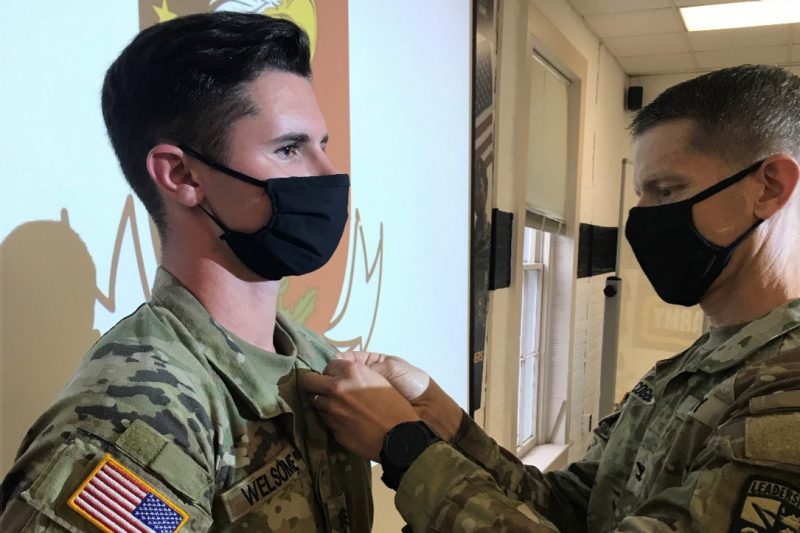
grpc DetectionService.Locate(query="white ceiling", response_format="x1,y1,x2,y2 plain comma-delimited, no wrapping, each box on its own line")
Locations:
566,0,800,75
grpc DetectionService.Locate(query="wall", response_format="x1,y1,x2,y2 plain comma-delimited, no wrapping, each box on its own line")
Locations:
632,65,800,109
484,0,633,461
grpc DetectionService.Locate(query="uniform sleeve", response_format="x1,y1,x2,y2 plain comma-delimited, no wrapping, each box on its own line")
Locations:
0,414,215,532
0,342,218,532
395,442,558,532
395,390,800,532
395,411,617,532
615,388,800,532
612,349,800,531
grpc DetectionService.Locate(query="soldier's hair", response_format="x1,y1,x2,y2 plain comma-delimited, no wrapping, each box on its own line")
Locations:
630,65,800,166
101,12,311,232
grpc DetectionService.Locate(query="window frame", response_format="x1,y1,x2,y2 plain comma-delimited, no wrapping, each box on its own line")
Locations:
517,227,554,455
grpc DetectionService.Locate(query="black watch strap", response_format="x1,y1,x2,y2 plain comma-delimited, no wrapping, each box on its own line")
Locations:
380,421,440,490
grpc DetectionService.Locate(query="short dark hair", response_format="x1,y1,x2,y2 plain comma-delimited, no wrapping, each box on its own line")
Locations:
631,65,800,166
101,12,311,230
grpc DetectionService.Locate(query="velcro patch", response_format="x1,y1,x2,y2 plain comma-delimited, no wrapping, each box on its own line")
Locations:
746,413,800,466
68,453,188,533
220,447,304,522
729,476,800,532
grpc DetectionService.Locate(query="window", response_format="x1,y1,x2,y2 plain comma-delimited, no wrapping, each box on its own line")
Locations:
517,226,552,452
517,50,571,456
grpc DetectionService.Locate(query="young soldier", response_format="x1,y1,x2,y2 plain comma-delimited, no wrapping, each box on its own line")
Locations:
1,12,371,532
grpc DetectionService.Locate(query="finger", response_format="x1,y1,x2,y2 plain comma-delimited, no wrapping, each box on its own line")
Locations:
314,393,334,413
335,351,357,362
365,358,395,378
364,352,383,365
299,372,337,394
309,393,321,410
323,358,356,377
366,353,408,373
341,351,371,364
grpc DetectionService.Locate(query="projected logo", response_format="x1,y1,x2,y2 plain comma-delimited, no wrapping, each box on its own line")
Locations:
98,0,386,349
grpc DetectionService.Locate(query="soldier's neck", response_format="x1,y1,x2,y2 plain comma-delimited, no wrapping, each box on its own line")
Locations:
701,249,800,328
162,250,281,354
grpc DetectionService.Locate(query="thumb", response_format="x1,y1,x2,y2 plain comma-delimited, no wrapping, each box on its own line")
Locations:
335,351,357,362
366,356,430,401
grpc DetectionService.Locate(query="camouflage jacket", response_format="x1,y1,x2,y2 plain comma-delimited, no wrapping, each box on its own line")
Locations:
0,268,372,532
396,299,800,532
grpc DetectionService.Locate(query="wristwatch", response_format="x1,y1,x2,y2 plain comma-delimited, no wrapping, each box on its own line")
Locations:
379,421,440,490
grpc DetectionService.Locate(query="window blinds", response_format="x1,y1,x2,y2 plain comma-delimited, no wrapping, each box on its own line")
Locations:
526,53,570,227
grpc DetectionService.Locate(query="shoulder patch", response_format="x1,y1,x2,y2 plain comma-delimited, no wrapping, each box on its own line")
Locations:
68,453,188,533
729,476,800,532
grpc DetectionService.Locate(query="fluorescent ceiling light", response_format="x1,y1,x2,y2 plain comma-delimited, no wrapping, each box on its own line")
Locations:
680,0,800,31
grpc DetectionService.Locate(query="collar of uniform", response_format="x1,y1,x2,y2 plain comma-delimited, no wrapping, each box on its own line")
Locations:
695,299,800,374
275,313,339,371
149,267,295,420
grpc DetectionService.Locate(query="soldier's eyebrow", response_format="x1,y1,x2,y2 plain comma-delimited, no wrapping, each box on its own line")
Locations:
268,133,330,147
635,173,688,197
269,133,311,146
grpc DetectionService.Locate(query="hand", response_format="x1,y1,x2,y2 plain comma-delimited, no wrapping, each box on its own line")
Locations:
335,352,430,400
337,352,464,442
300,359,420,461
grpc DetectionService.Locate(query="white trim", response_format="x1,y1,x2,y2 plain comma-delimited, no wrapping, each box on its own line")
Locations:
520,443,571,473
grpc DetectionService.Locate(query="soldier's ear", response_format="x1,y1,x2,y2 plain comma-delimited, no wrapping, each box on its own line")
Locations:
753,154,800,220
146,144,204,208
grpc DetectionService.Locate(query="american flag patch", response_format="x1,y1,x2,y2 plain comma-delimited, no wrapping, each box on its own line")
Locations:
68,454,188,533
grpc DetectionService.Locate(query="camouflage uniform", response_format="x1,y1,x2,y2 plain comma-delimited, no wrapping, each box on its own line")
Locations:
0,268,372,532
396,299,800,532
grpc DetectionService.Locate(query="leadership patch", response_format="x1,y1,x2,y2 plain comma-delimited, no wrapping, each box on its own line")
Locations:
729,475,800,532
68,453,188,533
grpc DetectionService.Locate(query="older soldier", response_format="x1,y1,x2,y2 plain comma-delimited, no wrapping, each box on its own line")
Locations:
302,64,800,532
0,12,371,532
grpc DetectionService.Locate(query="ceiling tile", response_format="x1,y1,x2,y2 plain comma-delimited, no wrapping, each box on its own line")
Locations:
568,0,671,16
604,33,689,57
674,0,751,5
792,45,800,62
688,26,791,51
585,9,684,38
695,46,790,69
617,53,697,75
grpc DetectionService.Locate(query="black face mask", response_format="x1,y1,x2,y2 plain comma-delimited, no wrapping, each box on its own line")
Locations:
625,160,764,307
181,146,349,281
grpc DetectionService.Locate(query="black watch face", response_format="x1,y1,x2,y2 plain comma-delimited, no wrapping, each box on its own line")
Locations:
387,423,431,467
